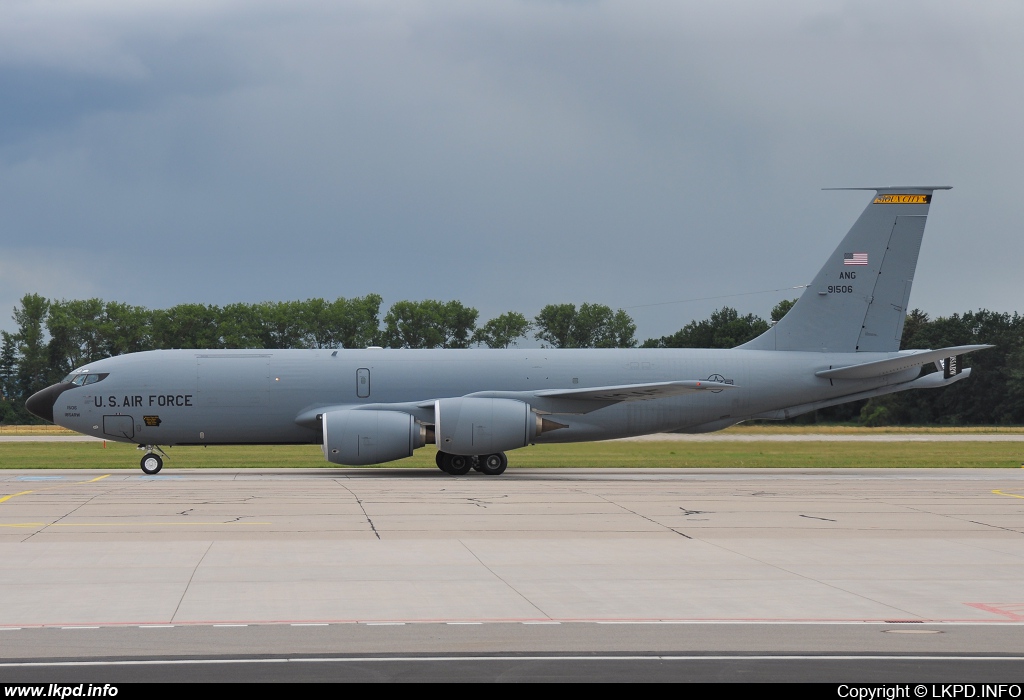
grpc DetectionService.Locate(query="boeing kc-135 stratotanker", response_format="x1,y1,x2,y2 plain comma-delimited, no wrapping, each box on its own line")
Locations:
27,187,989,475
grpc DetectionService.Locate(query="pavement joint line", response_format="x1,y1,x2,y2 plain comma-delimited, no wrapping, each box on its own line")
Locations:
6,620,1024,629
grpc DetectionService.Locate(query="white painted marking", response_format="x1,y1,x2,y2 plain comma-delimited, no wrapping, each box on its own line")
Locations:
446,622,482,625
595,621,690,625
290,623,329,627
1,655,1024,668
138,625,175,629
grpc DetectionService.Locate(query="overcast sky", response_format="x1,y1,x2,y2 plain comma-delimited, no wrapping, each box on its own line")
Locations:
1,0,1020,344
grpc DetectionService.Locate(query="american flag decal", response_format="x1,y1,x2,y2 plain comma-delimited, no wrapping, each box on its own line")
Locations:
844,252,868,266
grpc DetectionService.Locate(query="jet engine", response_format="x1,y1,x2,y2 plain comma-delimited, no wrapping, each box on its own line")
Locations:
434,397,543,456
321,409,426,465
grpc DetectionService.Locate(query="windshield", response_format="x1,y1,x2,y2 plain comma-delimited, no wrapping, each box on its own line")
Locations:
61,372,109,386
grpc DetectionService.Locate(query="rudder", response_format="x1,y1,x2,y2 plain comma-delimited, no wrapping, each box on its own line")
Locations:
739,187,950,352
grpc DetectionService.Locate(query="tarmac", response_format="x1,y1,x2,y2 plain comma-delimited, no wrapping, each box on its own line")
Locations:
0,458,1022,683
0,465,1021,659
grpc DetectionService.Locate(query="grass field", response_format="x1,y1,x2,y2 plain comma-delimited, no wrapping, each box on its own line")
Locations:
0,439,1020,470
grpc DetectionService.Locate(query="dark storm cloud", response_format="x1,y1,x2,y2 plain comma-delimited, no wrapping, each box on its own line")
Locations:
1,1,1021,341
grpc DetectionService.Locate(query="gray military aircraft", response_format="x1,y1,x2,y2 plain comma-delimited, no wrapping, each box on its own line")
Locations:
26,186,989,475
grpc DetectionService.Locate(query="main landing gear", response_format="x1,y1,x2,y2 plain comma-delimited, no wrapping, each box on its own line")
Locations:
138,445,168,474
436,451,508,476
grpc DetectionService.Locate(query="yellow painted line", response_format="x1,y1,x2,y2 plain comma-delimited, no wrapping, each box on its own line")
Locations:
0,475,111,504
0,522,273,528
0,491,34,504
993,489,1024,499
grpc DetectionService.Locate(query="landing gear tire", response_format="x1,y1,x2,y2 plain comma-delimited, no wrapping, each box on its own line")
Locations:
435,451,446,471
140,453,163,475
479,452,508,476
441,453,472,476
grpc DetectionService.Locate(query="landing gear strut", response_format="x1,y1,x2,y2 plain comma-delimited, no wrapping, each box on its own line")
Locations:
436,451,507,476
138,445,167,474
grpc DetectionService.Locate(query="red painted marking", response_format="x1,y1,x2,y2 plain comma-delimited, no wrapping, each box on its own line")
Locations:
964,603,1024,621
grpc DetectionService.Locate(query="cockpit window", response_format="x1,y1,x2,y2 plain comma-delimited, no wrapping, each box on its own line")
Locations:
63,372,109,386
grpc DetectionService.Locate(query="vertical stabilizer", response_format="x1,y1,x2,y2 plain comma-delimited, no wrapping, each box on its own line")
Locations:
739,187,950,352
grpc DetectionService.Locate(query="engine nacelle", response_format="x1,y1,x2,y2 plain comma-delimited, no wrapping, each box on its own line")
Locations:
434,397,539,456
321,409,425,465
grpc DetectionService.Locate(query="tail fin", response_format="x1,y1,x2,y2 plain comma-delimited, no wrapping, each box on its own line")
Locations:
739,186,950,353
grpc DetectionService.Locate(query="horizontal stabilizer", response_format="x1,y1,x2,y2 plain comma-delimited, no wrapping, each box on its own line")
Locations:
752,368,972,421
535,380,736,402
815,345,992,380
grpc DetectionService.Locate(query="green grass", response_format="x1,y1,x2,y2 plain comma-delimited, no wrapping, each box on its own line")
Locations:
0,440,1020,470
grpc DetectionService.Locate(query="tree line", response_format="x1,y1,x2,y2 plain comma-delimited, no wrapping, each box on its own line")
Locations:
1,293,1020,426
0,293,640,422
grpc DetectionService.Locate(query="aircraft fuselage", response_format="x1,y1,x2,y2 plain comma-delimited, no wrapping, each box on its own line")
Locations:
44,347,918,447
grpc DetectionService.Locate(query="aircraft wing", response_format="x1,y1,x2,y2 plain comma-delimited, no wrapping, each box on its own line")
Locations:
295,380,737,427
815,345,992,380
439,379,736,415
533,380,736,401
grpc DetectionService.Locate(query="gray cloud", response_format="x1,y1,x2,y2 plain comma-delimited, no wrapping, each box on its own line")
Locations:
1,1,1021,342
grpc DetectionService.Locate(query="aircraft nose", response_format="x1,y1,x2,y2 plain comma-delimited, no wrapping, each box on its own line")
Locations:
25,383,70,424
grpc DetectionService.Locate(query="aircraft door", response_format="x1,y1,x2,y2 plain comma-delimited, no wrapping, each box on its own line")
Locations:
356,368,370,398
103,415,135,440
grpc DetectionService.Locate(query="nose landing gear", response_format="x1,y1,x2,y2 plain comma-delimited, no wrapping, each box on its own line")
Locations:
138,445,168,474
